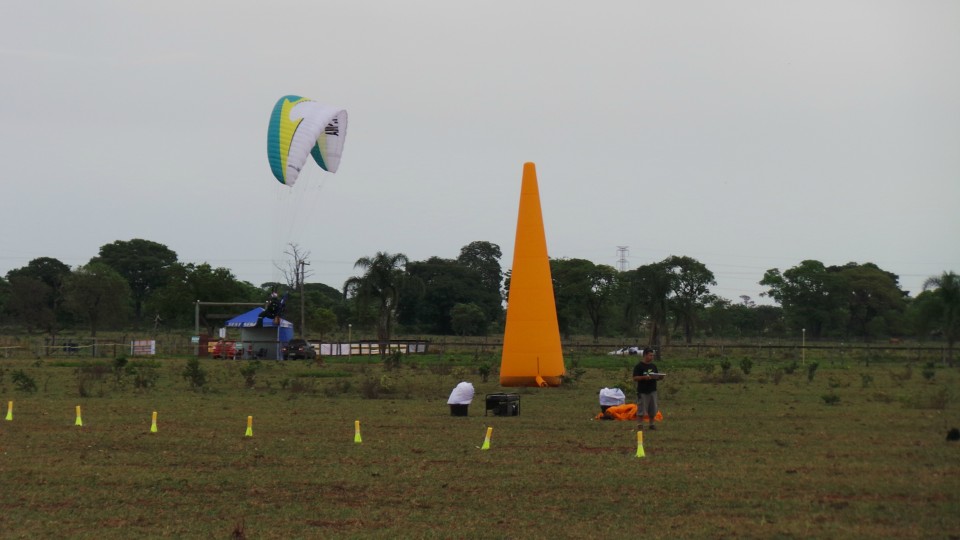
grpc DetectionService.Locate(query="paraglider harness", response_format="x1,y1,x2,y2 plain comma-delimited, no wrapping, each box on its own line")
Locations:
256,292,285,327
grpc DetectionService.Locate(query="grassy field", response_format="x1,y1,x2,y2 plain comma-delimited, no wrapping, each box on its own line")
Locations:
0,352,957,539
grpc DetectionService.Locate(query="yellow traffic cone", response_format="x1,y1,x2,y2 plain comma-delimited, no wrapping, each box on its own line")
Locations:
354,420,362,444
150,411,158,433
481,426,493,450
245,415,253,437
636,430,645,458
5,401,12,421
75,405,83,427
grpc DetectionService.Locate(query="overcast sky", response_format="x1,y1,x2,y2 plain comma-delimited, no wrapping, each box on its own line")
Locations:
2,1,957,304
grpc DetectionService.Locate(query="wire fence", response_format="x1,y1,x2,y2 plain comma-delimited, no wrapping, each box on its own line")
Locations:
0,335,951,365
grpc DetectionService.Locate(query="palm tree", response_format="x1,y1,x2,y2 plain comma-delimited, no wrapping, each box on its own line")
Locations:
923,271,959,365
343,252,409,355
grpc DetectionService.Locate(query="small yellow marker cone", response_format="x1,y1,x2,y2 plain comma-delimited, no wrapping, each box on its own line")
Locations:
75,405,83,427
354,420,362,444
150,411,158,433
636,430,645,458
5,401,12,421
245,415,253,437
481,426,493,450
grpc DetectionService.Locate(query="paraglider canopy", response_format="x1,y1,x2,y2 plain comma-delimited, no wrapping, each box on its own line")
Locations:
267,95,348,186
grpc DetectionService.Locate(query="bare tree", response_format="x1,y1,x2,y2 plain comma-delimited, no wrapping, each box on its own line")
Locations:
275,243,313,337
275,243,313,290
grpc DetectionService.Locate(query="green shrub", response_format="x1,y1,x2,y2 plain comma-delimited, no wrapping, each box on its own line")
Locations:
239,360,262,388
359,375,398,399
562,358,586,385
181,358,208,389
384,350,403,371
806,362,819,382
922,362,936,382
827,377,849,389
561,368,587,385
821,392,841,405
131,366,159,389
12,370,37,393
719,359,732,375
477,362,493,383
113,356,128,383
739,358,753,375
324,379,353,397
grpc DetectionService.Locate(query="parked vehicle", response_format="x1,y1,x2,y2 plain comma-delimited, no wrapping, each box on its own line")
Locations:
211,340,239,359
281,339,317,360
607,346,642,356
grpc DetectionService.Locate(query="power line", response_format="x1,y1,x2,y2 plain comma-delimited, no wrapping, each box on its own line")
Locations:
616,246,629,272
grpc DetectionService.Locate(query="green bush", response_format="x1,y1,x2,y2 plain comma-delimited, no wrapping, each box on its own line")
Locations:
323,379,352,397
562,358,586,385
739,358,753,375
113,356,128,383
239,360,262,388
477,362,493,383
12,370,37,393
384,350,403,371
922,362,936,382
719,359,732,375
821,392,841,405
131,366,159,389
181,358,208,389
359,374,401,399
806,362,819,382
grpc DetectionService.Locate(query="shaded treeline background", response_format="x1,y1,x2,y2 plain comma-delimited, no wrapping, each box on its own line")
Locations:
1,239,956,361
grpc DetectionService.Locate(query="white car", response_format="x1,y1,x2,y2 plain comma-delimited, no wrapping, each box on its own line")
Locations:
608,346,642,355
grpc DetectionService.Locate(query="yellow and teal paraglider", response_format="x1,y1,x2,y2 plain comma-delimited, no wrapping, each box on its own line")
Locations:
267,95,348,186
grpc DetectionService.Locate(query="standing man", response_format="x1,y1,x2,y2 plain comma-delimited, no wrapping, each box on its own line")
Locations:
633,348,660,431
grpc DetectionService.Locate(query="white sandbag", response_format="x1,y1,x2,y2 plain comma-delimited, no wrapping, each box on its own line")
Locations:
447,381,475,405
599,387,626,406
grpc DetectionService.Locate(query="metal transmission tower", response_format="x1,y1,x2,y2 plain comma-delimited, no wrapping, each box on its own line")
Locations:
616,246,630,272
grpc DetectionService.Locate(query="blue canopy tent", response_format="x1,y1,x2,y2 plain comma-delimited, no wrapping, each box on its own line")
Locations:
224,308,294,360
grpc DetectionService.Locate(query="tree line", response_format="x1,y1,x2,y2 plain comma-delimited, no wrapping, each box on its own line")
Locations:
0,238,956,360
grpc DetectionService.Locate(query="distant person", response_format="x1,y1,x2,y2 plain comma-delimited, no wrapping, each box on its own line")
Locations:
256,291,281,327
633,348,660,431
